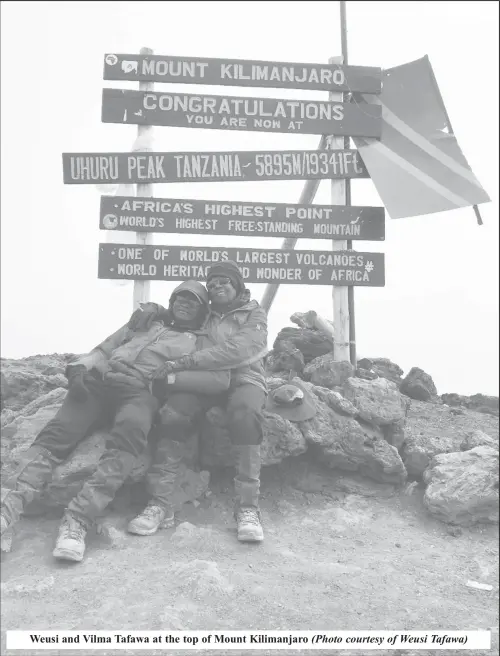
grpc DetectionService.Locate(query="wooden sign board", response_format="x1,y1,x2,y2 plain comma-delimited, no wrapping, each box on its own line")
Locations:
98,244,385,287
101,89,382,138
100,196,385,241
103,53,382,94
63,150,369,184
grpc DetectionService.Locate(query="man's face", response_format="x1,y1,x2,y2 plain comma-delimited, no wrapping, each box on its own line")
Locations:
171,292,203,322
206,276,237,306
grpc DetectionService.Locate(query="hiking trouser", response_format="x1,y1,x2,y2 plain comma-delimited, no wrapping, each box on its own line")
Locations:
148,385,266,511
146,392,211,511
2,374,158,529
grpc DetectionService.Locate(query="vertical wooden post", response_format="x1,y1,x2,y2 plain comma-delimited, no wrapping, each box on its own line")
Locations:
132,47,154,310
329,55,350,362
340,0,357,366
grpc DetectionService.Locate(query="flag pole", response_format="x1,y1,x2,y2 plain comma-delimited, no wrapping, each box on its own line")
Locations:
425,56,483,226
340,0,357,366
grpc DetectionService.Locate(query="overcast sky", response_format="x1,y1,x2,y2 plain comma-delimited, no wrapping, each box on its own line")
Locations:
1,1,498,397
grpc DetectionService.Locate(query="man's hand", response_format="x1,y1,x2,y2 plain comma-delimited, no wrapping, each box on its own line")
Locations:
93,360,111,378
65,364,89,402
127,302,159,332
150,361,176,380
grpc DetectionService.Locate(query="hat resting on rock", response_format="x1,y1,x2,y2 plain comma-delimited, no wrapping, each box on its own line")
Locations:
266,379,317,422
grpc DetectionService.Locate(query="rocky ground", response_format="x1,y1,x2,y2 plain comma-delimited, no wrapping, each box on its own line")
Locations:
1,318,499,655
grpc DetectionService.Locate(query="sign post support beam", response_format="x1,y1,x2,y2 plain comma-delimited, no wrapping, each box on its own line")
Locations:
260,135,326,313
329,55,350,363
132,47,154,310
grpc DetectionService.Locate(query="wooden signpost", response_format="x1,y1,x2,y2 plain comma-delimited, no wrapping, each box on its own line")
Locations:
101,88,382,137
98,244,385,287
103,53,382,93
62,149,369,184
99,195,385,240
63,7,387,366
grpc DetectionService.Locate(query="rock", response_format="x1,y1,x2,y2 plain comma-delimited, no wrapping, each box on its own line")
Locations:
401,432,463,478
266,341,305,375
366,358,404,387
355,368,379,380
299,400,407,485
382,418,407,450
441,392,466,407
200,406,308,468
1,373,12,410
1,402,65,475
312,386,358,418
303,355,354,388
400,367,438,401
273,327,332,363
0,354,74,413
342,377,409,427
423,446,499,526
441,392,499,417
290,311,332,331
468,394,499,417
461,430,499,452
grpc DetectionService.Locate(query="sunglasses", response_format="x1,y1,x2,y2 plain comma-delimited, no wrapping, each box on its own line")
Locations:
206,277,233,291
173,295,201,308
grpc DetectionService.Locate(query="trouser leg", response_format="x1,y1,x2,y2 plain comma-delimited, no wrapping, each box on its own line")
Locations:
65,389,158,527
226,385,266,510
146,392,212,511
1,377,106,532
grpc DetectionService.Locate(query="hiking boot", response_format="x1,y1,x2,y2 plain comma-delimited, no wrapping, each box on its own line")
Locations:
53,514,88,562
236,507,264,542
127,504,174,536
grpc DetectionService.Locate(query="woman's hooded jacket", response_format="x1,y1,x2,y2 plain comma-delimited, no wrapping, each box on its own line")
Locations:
71,281,230,394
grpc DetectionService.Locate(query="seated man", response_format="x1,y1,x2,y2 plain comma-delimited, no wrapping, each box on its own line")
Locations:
0,281,229,562
126,261,268,543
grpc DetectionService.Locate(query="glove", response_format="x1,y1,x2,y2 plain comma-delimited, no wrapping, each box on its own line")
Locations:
65,364,89,402
127,302,159,332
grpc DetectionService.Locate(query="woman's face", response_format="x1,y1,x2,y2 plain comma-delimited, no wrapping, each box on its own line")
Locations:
171,293,203,322
207,276,237,306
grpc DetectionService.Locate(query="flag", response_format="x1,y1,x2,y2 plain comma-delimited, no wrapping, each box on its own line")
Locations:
352,56,490,219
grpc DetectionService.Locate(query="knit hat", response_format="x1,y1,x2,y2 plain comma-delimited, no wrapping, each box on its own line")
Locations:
206,260,245,295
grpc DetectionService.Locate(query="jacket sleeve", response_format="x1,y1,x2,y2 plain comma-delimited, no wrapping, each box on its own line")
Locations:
167,370,230,394
71,324,131,371
187,306,268,371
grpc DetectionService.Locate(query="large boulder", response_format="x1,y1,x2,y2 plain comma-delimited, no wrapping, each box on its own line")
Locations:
401,432,462,478
341,377,409,427
265,341,305,375
400,367,438,402
299,398,407,485
303,355,354,388
273,327,332,363
358,358,404,387
423,446,499,526
461,430,499,452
